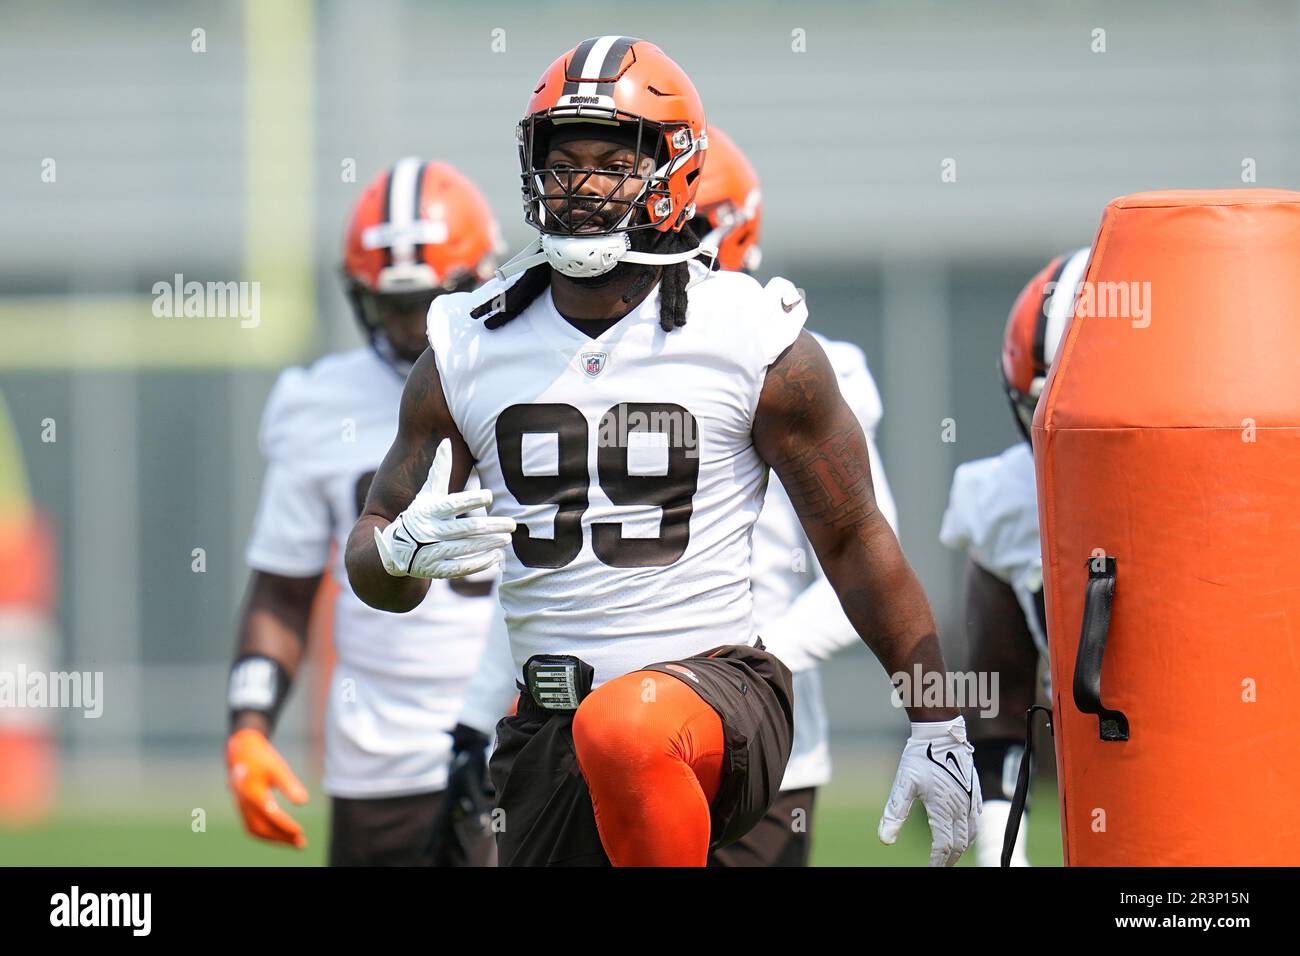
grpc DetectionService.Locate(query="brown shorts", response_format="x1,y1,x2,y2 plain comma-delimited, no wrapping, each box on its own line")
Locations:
328,790,496,867
707,787,817,867
489,641,795,867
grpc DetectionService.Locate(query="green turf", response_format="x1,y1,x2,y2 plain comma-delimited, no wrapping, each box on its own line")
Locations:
808,778,1062,866
0,807,330,867
0,778,1061,867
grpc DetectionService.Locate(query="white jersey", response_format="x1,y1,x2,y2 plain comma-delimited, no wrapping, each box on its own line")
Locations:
939,442,1046,657
750,332,897,791
245,347,496,798
452,323,898,794
427,265,805,686
456,603,516,738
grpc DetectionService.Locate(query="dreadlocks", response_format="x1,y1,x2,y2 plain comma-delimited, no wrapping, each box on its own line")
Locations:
471,225,701,333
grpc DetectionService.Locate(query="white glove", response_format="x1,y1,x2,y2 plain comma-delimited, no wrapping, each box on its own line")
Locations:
877,716,982,866
373,439,516,580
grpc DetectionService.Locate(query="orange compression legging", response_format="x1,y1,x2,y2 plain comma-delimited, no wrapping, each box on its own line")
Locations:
571,669,725,867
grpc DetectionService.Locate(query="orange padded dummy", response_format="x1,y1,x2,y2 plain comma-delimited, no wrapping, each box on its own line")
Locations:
1034,189,1300,865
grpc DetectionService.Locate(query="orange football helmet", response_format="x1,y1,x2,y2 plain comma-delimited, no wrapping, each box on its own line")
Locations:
688,127,762,273
342,158,500,354
1001,246,1091,441
501,37,708,279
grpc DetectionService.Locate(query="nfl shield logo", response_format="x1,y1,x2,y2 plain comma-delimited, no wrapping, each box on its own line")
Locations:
581,351,608,377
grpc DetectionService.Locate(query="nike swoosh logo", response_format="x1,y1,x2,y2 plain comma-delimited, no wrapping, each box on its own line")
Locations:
780,297,803,313
926,743,974,809
394,517,435,548
392,517,439,571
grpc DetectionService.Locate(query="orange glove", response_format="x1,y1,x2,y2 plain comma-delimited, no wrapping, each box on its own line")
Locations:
226,727,309,849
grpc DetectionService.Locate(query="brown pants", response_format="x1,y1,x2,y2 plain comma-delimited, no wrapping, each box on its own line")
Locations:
329,791,495,867
489,642,795,867
707,787,817,867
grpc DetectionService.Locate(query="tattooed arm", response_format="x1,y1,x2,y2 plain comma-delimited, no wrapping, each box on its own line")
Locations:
752,330,956,721
344,349,476,613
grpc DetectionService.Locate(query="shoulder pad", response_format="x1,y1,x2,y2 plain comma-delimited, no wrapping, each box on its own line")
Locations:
763,276,808,325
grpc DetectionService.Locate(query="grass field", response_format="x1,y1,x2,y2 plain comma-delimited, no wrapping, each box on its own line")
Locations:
0,762,1062,867
809,772,1062,867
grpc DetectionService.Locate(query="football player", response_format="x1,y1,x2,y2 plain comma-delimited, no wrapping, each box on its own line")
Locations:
346,37,980,867
939,247,1090,866
435,127,903,867
226,159,503,866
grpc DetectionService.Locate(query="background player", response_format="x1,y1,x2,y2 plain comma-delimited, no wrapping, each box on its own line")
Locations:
939,247,1089,866
0,391,59,826
690,128,901,866
226,159,503,866
346,37,979,867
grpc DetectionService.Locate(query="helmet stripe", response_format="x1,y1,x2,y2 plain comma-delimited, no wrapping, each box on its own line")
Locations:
386,156,424,267
571,35,639,98
379,167,394,267
410,160,429,266
577,35,620,96
562,37,601,95
1042,246,1091,367
1032,254,1070,371
593,36,639,97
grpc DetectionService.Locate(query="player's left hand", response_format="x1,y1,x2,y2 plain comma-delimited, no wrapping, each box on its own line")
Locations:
373,438,517,580
877,716,981,866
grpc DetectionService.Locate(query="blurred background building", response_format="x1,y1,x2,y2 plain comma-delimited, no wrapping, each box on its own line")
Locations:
1,0,1297,862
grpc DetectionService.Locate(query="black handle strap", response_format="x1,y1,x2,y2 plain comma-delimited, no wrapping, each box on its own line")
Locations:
1001,704,1052,867
1072,556,1128,741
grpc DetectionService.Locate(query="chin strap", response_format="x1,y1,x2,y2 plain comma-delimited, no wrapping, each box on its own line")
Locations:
369,334,415,380
496,233,716,281
495,237,548,278
623,245,709,267
684,247,721,291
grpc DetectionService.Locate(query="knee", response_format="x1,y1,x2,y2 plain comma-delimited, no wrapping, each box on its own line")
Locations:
572,672,676,774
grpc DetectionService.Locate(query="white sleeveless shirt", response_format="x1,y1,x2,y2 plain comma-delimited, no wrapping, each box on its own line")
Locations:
428,266,806,685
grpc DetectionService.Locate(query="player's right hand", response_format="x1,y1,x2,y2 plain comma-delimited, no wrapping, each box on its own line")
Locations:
226,727,309,849
374,438,517,580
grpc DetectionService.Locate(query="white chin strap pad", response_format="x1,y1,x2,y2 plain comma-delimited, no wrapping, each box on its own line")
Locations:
543,233,632,278
497,232,708,281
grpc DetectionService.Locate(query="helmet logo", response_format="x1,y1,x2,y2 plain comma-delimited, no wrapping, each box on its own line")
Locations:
361,219,448,250
581,351,608,377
